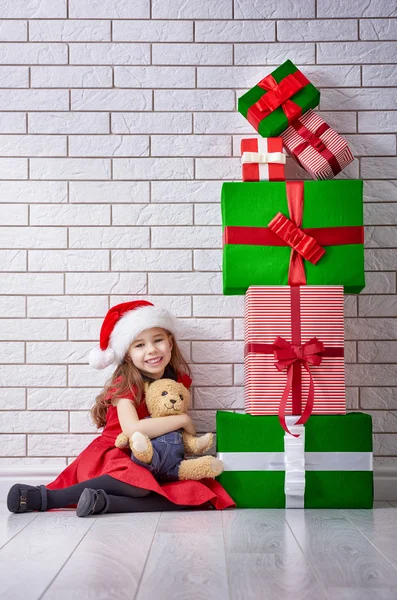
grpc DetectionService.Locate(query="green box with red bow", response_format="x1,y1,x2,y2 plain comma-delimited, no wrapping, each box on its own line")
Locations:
222,180,365,294
238,60,320,137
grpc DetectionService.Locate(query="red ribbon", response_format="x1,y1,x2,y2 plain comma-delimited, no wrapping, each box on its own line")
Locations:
244,287,344,436
247,70,309,131
291,120,341,176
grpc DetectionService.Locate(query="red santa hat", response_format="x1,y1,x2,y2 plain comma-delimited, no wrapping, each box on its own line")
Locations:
89,300,177,370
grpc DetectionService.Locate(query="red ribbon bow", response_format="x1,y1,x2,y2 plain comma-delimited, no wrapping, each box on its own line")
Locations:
247,70,309,131
268,212,326,266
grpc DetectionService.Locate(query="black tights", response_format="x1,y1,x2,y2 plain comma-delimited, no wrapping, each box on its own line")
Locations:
46,475,196,513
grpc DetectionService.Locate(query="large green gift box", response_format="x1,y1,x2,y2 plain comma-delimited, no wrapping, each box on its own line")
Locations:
216,411,373,509
238,60,320,138
222,180,365,295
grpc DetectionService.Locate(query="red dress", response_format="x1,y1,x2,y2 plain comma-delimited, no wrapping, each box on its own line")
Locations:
46,373,235,510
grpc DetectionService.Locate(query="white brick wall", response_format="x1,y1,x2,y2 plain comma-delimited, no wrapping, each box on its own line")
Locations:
0,0,396,470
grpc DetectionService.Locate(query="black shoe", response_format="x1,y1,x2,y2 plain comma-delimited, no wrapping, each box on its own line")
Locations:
76,488,110,518
7,483,48,513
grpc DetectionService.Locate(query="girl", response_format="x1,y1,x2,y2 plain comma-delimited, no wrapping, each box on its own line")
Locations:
7,300,235,517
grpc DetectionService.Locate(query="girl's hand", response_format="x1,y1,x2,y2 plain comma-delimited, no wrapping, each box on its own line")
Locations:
181,414,196,436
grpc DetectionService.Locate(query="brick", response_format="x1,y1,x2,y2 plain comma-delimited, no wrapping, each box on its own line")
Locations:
194,386,244,409
363,224,397,248
362,157,397,180
153,43,232,66
29,250,109,272
30,158,111,180
0,365,66,387
69,135,149,157
234,363,244,385
346,388,359,410
68,364,122,387
0,113,26,133
69,227,149,249
0,20,27,41
359,111,397,133
366,249,397,270
112,112,191,134
0,273,61,295
196,157,240,180
345,318,397,340
178,317,232,340
345,134,396,156
0,388,25,410
344,341,357,363
0,43,67,64
365,204,397,225
70,43,150,65
316,112,357,133
346,364,397,386
0,227,57,248
192,341,243,363
359,296,397,317
152,181,221,203
72,89,151,111
195,112,254,134
28,295,108,318
27,342,93,364
361,388,397,410
152,0,232,19
111,249,192,271
154,90,234,112
318,0,397,18
365,181,397,203
69,0,149,18
194,204,222,226
0,158,27,179
70,182,149,204
234,43,315,65
0,181,67,204
0,66,29,88
236,0,314,18
68,318,101,340
193,295,244,317
196,20,274,42
115,66,195,88
0,205,27,225
344,296,357,318
364,411,397,433
0,296,25,318
113,20,193,42
189,411,218,433
66,273,146,295
234,318,244,340
27,388,95,410
28,434,97,456
0,342,24,363
190,364,233,386
0,89,68,111
113,158,193,180
151,135,230,157
194,250,222,271
149,272,222,294
0,0,66,18
31,66,112,88
319,41,397,64
29,112,109,134
69,411,97,433
30,204,109,226
0,135,66,157
29,20,110,42
0,435,25,456
362,272,396,294
360,19,397,40
151,226,220,248
374,434,397,455
0,318,66,341
321,88,397,111
110,295,191,317
113,204,192,226
278,19,357,41
358,341,397,363
363,65,397,87
0,411,68,434
0,250,26,271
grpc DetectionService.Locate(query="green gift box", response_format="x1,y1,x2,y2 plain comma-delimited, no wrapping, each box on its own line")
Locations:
216,411,373,509
222,180,365,295
238,60,320,137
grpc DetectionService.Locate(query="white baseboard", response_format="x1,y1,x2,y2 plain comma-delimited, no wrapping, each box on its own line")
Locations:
1,465,396,504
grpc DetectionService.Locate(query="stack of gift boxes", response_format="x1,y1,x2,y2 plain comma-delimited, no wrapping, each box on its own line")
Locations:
216,60,373,509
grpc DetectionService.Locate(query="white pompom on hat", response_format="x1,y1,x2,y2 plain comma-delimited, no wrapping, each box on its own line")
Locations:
89,300,177,370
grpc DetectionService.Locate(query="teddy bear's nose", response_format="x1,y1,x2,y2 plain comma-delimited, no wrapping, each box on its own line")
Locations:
170,399,177,405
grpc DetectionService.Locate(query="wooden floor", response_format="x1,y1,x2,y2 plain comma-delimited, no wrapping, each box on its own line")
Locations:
1,501,397,600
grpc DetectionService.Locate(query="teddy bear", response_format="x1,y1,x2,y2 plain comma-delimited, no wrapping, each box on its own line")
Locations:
115,378,224,481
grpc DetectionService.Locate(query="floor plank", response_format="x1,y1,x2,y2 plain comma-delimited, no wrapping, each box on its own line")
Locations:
41,512,160,600
285,509,397,593
222,509,327,600
156,509,223,534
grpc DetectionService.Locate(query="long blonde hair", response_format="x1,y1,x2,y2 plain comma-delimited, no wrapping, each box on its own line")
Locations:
90,333,190,429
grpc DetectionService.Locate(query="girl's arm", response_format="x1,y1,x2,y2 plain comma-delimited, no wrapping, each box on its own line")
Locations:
113,397,196,438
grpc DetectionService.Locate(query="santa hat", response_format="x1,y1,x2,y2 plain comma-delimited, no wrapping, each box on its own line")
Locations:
89,300,177,370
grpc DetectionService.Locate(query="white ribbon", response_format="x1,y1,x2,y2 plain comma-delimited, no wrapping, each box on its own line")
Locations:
241,151,286,165
284,417,305,508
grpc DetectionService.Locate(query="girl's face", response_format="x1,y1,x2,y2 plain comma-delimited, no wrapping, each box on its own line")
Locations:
127,327,173,380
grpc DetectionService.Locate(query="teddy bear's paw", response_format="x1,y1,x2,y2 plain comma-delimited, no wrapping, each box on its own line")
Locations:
209,457,224,477
196,432,213,453
131,431,149,453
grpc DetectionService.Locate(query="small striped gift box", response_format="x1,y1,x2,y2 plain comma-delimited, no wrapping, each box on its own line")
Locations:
281,110,354,180
244,286,346,431
241,137,286,181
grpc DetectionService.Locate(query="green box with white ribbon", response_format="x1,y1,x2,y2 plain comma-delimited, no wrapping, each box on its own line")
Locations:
216,411,373,508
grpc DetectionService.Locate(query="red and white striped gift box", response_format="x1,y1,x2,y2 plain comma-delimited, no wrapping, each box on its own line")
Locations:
241,137,286,181
281,110,354,180
244,286,346,423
